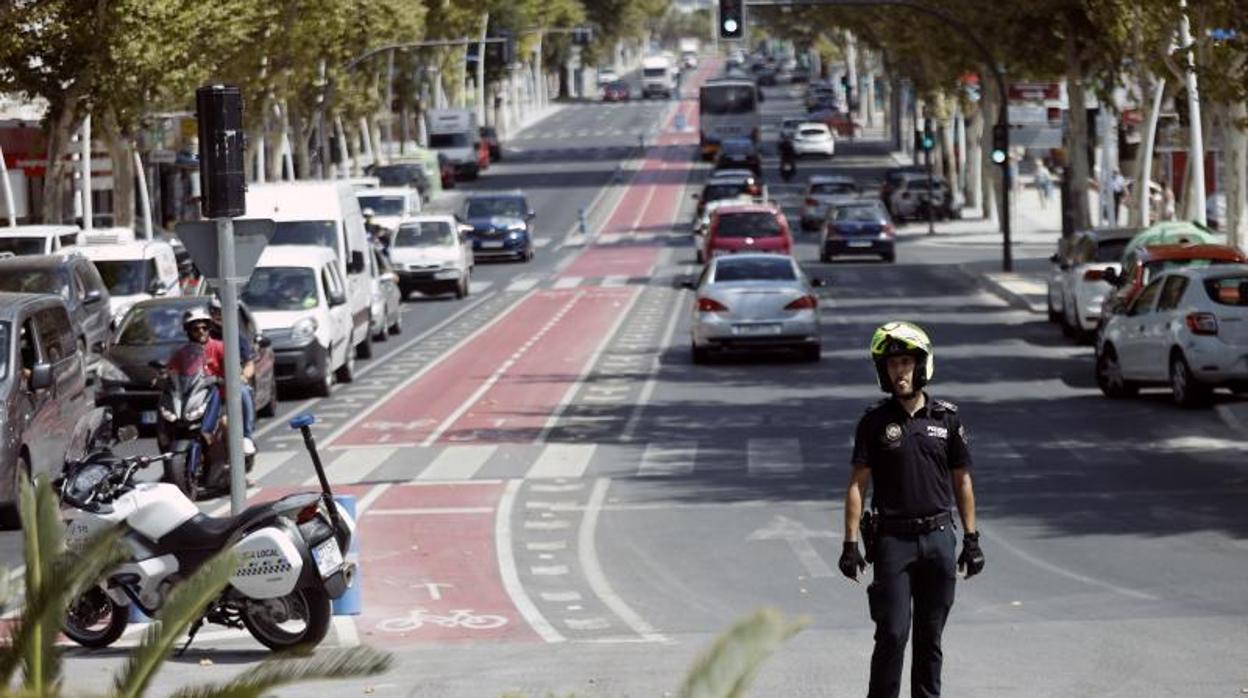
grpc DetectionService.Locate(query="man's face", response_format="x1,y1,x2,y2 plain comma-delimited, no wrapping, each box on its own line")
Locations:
187,321,211,344
210,307,222,327
886,354,917,396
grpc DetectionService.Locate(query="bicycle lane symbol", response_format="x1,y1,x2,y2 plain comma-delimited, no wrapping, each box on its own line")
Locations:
356,482,535,643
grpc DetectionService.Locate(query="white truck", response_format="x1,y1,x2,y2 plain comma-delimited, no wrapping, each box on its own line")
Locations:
679,38,700,69
641,55,677,99
426,109,483,180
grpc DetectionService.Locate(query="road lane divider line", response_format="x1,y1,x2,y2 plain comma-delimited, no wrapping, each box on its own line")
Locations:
417,445,498,481
304,446,397,487
638,442,698,478
535,286,644,444
622,287,688,442
367,506,494,516
497,479,565,643
422,291,584,447
320,289,532,448
989,527,1158,601
579,478,668,643
525,444,597,480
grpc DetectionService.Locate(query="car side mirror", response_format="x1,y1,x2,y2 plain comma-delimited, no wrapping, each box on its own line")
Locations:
84,289,104,306
149,279,166,296
257,335,272,349
526,211,537,221
29,363,53,391
811,278,828,288
349,250,366,274
329,292,348,307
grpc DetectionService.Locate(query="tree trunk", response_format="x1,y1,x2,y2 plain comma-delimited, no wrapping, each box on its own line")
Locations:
968,105,983,212
41,98,83,224
1128,74,1165,227
289,109,311,180
980,88,998,221
1224,98,1247,250
104,115,135,229
1180,95,1215,220
1063,18,1092,230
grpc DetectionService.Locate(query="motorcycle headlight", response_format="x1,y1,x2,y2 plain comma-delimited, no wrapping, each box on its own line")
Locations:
160,405,179,422
96,358,129,383
185,402,208,421
292,317,318,342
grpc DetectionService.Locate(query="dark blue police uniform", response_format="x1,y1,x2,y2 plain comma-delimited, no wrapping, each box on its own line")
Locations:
851,394,971,698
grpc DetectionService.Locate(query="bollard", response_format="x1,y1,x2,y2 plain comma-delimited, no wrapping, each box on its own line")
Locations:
331,494,362,616
578,208,587,237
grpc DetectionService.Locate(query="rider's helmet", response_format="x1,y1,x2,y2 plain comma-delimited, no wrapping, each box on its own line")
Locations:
869,321,934,394
182,307,212,336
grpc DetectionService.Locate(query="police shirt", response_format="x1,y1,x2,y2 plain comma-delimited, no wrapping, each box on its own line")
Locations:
850,394,971,518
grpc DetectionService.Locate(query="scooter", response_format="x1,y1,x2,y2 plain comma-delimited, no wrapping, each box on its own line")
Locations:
58,409,355,652
151,357,251,500
780,158,797,183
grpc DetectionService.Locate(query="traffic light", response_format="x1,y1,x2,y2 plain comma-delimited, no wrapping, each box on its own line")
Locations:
991,123,1008,165
195,84,246,219
719,0,745,40
920,119,935,151
572,26,593,46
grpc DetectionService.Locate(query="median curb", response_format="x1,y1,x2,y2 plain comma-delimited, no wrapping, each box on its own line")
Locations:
960,267,1048,315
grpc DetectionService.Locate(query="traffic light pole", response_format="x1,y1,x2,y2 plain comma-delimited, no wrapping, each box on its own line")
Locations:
745,0,1013,271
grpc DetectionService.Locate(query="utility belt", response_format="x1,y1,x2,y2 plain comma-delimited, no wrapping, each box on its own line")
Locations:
877,511,953,536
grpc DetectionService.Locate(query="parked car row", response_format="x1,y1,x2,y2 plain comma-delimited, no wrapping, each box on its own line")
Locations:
1044,221,1248,407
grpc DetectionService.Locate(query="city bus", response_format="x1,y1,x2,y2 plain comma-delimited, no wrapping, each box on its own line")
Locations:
698,77,761,160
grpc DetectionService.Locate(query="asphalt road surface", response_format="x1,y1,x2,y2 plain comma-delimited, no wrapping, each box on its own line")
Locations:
23,65,1248,697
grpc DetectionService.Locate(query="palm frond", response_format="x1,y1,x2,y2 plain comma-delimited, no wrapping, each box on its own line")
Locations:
0,474,127,689
18,474,67,692
112,550,238,698
678,608,808,698
166,646,393,698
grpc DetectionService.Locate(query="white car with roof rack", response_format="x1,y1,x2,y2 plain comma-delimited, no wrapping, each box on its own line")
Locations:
76,227,181,326
0,224,81,256
356,187,422,240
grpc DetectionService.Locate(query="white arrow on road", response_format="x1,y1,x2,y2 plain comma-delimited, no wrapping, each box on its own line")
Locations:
746,515,838,578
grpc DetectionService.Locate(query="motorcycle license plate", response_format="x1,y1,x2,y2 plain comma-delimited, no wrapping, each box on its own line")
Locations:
140,411,158,425
847,241,873,248
312,538,343,577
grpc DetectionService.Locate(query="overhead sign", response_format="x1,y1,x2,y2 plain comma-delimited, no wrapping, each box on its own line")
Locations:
1008,125,1063,149
175,219,276,282
1009,82,1060,102
1008,105,1048,125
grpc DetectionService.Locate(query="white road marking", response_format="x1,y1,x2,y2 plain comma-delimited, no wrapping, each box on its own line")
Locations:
496,479,565,642
535,287,643,443
469,280,494,293
533,237,554,248
989,527,1159,600
305,446,396,486
579,479,667,643
505,275,541,292
524,519,572,530
637,441,698,478
601,275,629,287
367,507,493,516
332,616,360,647
747,438,805,476
525,444,597,479
529,482,584,493
531,565,570,575
527,541,568,552
552,276,583,289
417,445,497,480
622,288,686,442
565,617,611,630
541,591,582,602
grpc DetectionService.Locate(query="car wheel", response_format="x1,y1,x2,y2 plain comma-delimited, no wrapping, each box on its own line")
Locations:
1095,345,1137,399
0,452,30,529
882,251,896,263
691,342,711,365
312,371,332,398
524,246,535,262
388,311,402,336
800,344,822,362
1169,351,1211,408
1047,297,1061,323
257,385,277,418
696,250,705,264
335,352,355,384
356,329,373,359
454,274,467,299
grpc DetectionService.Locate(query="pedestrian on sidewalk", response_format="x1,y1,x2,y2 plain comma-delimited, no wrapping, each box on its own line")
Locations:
840,321,984,698
1111,170,1126,221
1034,159,1054,210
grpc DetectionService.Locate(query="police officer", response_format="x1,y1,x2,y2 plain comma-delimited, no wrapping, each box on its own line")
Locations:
839,321,984,698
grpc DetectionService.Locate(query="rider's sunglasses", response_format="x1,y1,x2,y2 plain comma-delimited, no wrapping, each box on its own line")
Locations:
188,322,211,334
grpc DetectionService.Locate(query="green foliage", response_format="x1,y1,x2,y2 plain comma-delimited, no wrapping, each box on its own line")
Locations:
0,475,391,698
678,608,807,698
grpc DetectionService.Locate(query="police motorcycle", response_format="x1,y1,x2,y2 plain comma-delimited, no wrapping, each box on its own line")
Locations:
150,352,252,501
58,409,355,652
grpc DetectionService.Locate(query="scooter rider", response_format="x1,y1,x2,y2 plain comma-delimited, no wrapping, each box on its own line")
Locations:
209,296,257,455
167,308,225,445
840,321,984,698
779,136,797,182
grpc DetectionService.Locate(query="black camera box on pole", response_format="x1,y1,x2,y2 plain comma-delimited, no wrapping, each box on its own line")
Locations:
196,85,246,218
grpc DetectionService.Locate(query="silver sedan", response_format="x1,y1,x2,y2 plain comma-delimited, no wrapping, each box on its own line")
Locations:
682,254,825,363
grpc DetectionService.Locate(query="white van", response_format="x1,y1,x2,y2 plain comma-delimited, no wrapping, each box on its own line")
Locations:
356,187,422,238
0,224,81,256
77,228,181,326
244,245,354,398
244,181,376,360
389,214,474,299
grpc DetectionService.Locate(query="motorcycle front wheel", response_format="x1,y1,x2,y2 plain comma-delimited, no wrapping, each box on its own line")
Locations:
240,587,332,651
62,587,129,648
166,444,201,501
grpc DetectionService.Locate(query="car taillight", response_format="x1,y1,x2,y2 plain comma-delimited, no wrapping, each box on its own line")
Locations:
1185,312,1218,335
785,294,818,310
1083,269,1105,281
297,502,321,524
805,198,819,207
697,297,729,313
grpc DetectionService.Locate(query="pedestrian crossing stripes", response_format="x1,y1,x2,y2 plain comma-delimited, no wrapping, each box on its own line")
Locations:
525,444,596,479
418,445,497,480
637,442,696,478
504,275,654,292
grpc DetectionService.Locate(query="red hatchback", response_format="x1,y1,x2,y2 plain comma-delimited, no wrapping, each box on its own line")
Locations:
702,203,792,264
1103,243,1248,315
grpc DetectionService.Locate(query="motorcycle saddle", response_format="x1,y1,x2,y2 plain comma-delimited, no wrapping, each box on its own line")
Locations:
161,501,288,550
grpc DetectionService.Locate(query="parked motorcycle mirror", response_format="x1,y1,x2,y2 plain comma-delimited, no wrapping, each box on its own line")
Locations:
116,425,139,444
29,363,53,391
1101,267,1120,286
84,289,104,306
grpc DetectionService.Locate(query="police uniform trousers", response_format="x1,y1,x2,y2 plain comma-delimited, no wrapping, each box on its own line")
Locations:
867,526,957,698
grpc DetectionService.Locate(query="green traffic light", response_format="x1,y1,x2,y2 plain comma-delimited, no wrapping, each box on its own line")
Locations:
921,137,935,150
991,149,1007,164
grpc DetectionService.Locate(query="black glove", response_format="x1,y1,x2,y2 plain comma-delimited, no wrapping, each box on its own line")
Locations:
839,541,866,581
958,531,985,578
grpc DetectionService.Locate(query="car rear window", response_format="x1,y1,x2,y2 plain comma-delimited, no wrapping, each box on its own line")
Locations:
799,127,826,137
715,212,782,238
836,205,882,221
1093,239,1129,263
0,269,67,299
811,182,856,195
0,238,46,256
1145,258,1236,283
705,183,746,200
714,257,797,282
1204,275,1248,306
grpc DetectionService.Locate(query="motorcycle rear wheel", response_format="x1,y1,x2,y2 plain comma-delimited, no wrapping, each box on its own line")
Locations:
241,587,332,651
62,587,129,648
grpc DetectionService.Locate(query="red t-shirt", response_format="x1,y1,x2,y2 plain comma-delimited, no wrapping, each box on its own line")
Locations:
168,339,225,378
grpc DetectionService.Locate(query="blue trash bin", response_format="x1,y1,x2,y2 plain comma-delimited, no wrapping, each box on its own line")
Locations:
331,494,361,616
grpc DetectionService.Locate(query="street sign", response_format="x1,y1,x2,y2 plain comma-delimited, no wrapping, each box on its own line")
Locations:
1008,125,1063,149
1007,105,1048,125
175,218,275,282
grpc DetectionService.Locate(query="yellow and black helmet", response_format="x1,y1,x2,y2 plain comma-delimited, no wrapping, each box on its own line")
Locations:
869,321,934,392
